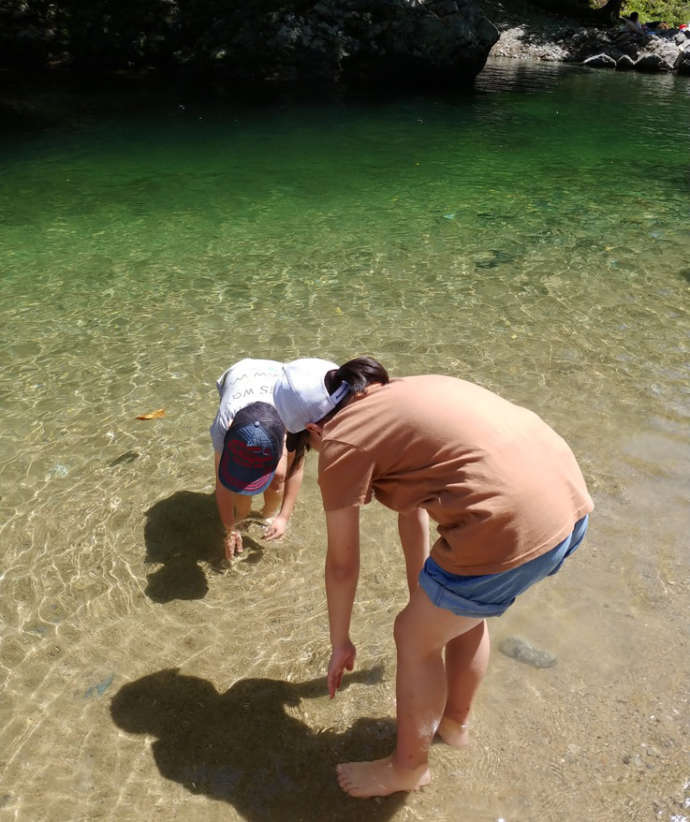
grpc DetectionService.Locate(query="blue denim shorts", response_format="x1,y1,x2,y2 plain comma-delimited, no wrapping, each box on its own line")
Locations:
419,515,589,618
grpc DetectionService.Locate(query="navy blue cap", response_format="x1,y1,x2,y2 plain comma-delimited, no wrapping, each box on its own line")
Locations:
218,402,284,495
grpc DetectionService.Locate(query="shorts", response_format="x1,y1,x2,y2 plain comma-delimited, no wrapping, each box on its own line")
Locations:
418,515,589,619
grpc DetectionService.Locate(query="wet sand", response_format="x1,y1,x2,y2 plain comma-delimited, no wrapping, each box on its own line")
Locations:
1,449,687,821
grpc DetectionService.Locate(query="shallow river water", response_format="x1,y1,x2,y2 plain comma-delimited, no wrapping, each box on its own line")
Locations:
0,59,688,821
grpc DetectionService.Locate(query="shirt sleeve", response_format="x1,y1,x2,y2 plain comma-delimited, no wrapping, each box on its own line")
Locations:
318,440,375,511
210,399,236,453
210,412,228,454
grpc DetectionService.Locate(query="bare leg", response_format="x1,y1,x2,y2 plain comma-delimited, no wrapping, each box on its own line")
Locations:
230,493,251,522
260,486,281,519
437,620,490,747
336,587,482,798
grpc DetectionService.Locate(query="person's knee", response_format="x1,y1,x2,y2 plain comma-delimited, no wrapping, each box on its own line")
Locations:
393,608,411,648
268,469,286,497
271,477,285,497
394,606,426,658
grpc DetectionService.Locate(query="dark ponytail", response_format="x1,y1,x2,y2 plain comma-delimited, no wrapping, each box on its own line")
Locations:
324,356,389,395
286,356,389,478
286,429,310,476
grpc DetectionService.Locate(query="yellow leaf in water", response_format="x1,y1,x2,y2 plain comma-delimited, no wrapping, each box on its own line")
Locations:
335,306,342,314
136,408,165,420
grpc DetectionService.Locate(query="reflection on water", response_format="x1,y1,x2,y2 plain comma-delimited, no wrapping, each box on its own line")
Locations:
0,60,688,821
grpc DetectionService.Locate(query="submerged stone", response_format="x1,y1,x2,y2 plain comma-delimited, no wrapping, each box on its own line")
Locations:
499,636,557,668
108,450,140,467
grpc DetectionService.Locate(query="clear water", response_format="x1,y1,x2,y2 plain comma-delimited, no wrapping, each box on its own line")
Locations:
1,59,688,821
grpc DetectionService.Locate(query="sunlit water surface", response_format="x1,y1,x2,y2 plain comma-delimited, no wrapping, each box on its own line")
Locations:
1,59,688,821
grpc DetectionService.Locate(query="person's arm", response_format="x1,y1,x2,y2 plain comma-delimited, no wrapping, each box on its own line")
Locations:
397,507,430,596
324,505,360,698
263,450,304,541
214,452,243,559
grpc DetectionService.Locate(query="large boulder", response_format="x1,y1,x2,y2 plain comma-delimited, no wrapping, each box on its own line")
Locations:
487,8,690,77
634,53,670,72
640,33,686,70
378,0,501,80
206,0,499,86
678,45,690,75
584,52,616,67
574,26,689,73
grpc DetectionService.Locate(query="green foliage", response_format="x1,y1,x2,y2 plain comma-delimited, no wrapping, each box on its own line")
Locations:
516,0,688,25
622,0,688,26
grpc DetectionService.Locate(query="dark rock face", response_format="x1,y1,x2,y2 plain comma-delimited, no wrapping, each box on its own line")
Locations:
678,48,690,75
634,53,670,72
0,0,499,86
210,0,500,86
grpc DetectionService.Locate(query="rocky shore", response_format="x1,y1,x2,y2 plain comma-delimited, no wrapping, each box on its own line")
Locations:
482,0,690,74
3,0,688,87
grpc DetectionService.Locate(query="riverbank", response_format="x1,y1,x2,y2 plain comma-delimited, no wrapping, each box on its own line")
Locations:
479,0,690,72
1,65,688,821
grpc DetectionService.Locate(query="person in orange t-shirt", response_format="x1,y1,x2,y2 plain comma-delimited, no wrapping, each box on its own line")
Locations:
273,356,593,799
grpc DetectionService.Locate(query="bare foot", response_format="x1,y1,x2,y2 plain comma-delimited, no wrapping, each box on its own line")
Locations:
436,717,470,748
336,755,431,798
259,504,279,519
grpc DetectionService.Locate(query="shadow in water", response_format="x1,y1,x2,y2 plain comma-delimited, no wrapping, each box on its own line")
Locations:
111,666,404,821
143,490,265,603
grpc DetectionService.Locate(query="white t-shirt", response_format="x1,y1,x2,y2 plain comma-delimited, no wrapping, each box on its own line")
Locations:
209,358,283,453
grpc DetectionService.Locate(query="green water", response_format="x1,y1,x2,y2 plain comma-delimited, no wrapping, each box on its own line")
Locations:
0,60,688,821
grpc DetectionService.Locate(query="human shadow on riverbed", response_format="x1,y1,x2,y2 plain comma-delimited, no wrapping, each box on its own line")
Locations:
110,666,405,821
143,490,266,603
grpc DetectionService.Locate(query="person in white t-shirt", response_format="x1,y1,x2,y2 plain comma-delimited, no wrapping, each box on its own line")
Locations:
622,11,645,32
210,358,333,559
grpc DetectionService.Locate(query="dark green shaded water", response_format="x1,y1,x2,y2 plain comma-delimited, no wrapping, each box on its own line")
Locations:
0,60,688,821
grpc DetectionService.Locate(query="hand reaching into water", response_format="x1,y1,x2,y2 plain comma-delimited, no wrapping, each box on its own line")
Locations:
224,530,243,560
263,515,288,541
328,641,356,698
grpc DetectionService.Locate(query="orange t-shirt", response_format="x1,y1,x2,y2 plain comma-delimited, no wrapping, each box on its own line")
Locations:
317,376,593,575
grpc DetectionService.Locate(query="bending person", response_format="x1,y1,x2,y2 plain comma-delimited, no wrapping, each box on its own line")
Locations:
272,357,593,798
211,358,333,559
